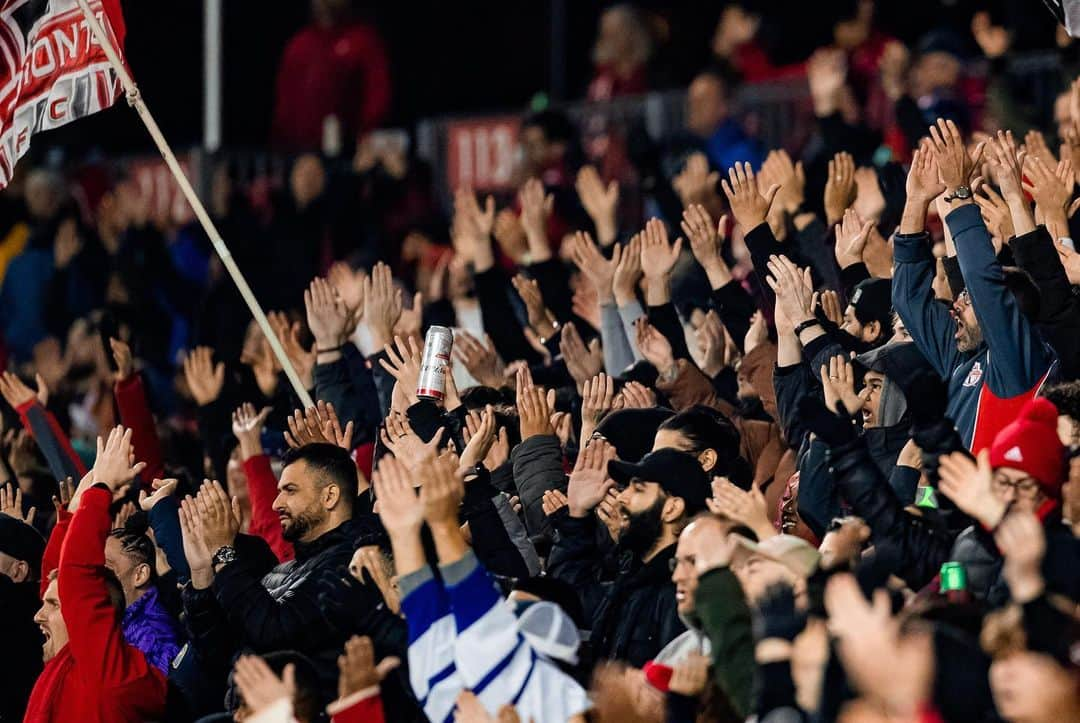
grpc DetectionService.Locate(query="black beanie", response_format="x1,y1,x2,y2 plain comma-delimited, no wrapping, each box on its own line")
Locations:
850,278,893,330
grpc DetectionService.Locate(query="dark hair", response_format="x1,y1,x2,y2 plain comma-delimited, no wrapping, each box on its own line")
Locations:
108,528,157,584
281,443,358,505
226,650,321,721
1002,267,1040,321
658,406,753,486
1044,382,1080,422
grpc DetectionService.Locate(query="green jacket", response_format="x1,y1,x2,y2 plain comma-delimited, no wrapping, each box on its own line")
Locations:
695,566,756,718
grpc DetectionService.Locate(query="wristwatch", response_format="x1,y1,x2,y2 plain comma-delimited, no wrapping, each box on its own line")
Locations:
211,545,238,571
944,186,973,203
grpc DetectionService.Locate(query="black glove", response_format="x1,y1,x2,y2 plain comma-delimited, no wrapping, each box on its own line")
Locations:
798,396,857,447
904,371,949,430
751,582,807,642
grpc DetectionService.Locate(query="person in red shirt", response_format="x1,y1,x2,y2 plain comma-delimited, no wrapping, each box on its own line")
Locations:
587,4,653,101
24,426,167,723
271,0,391,152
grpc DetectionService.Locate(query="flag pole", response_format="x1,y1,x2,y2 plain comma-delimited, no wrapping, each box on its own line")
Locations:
75,0,315,408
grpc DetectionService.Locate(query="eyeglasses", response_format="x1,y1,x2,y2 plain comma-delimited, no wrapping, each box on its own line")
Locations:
991,474,1042,499
955,289,972,308
669,554,696,573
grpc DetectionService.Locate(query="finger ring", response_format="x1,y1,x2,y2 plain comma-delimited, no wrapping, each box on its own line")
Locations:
830,376,840,380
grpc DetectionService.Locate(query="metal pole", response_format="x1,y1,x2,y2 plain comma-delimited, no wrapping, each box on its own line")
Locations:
203,0,222,152
76,0,314,407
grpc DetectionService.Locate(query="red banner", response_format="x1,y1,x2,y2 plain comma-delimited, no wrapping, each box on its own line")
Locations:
445,116,520,193
0,0,127,188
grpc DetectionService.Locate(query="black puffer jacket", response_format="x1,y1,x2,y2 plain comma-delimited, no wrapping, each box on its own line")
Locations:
213,518,359,699
549,514,684,668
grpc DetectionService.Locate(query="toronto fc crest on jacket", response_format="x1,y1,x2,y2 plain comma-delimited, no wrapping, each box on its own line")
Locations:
0,0,128,187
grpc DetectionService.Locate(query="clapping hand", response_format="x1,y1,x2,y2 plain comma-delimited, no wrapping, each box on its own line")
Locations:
819,355,864,417
453,330,505,388
559,321,603,393
232,655,295,718
93,426,146,493
138,478,179,512
337,635,401,700
380,413,444,473
824,152,857,225
193,479,241,555
576,165,619,246
938,449,1006,528
567,438,616,518
0,483,35,526
379,335,423,406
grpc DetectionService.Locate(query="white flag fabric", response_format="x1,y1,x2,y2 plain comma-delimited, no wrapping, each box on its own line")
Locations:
0,0,127,187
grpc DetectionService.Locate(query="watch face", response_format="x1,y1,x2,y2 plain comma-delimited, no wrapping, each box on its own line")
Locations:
956,186,973,199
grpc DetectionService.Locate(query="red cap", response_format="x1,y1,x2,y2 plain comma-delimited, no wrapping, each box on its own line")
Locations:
989,398,1065,496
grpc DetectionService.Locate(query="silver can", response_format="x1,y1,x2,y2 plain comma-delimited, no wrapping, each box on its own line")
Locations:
417,326,454,400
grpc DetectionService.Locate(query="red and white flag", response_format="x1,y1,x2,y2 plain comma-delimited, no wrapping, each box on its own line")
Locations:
0,0,127,188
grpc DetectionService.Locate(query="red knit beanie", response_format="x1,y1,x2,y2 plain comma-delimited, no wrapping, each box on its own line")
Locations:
989,398,1065,496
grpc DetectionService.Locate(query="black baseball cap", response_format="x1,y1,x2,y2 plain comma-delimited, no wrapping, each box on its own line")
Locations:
608,449,710,515
0,513,46,578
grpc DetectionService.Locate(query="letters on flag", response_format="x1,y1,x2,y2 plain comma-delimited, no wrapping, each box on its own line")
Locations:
0,0,127,188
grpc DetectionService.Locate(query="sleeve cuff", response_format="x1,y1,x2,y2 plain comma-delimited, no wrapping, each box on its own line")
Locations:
397,564,434,598
326,686,381,715
892,232,933,263
437,549,478,586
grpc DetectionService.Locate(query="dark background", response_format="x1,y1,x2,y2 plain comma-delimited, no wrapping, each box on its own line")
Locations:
37,0,1060,156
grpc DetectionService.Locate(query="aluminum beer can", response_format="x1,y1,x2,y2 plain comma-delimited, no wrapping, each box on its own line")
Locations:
417,326,454,400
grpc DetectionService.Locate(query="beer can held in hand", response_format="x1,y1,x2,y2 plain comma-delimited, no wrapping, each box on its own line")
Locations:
417,326,454,400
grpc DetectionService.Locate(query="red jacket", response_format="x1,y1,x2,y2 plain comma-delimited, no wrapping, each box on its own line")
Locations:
271,21,391,151
113,375,165,487
328,687,385,723
24,487,167,722
243,454,294,562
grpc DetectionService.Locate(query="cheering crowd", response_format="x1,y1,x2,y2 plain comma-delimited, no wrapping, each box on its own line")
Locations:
2,1,1080,722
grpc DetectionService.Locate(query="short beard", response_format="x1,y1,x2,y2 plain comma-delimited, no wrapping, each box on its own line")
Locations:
619,497,665,558
957,323,983,353
281,505,324,542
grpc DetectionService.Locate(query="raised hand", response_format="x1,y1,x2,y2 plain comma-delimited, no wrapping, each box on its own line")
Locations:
576,165,619,246
668,653,711,697
722,161,780,231
232,402,272,459
305,277,350,351
379,335,423,406
232,655,295,717
268,310,315,389
928,118,984,192
459,405,496,470
109,337,134,383
640,217,683,281
283,403,352,451
672,152,721,209
681,204,731,288
419,452,465,527
179,496,213,586
972,10,1011,59
362,262,403,350
569,230,621,304
0,371,41,410
193,479,241,554
816,290,844,328
452,330,505,388
824,151,857,225
994,510,1046,603
974,184,1015,243
93,426,146,492
518,178,554,262
182,347,225,407
904,144,945,208
511,274,556,339
379,413,443,473
744,310,769,355
567,440,616,518
0,483,35,526
596,486,627,542
328,261,366,317
1024,128,1056,168
559,321,603,393
834,208,873,270
765,255,814,328
634,317,676,377
52,476,74,516
337,635,401,700
541,489,568,518
707,477,775,541
694,309,730,377
580,373,615,441
937,449,1006,528
138,478,179,512
612,234,643,306
618,380,656,409
761,149,806,215
819,354,864,417
453,188,496,271
373,455,423,537
516,376,555,441
1023,155,1072,240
